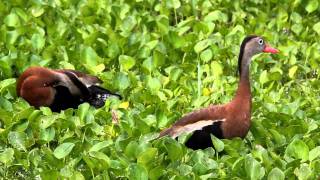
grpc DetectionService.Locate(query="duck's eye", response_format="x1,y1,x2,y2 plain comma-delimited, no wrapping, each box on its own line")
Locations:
258,39,264,45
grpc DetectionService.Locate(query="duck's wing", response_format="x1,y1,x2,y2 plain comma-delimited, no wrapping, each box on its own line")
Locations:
159,105,226,138
57,69,102,86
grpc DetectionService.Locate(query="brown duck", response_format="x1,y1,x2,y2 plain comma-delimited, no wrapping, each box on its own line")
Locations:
159,35,279,149
17,67,121,112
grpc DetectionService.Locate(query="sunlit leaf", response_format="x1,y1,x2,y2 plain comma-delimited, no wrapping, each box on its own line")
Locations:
53,143,75,159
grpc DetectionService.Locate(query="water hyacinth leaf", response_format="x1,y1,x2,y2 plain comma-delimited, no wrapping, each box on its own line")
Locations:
0,148,14,164
31,34,45,50
200,49,213,63
305,0,319,13
40,127,55,142
146,76,161,93
119,55,136,71
259,70,269,85
312,22,320,35
137,147,158,165
53,142,75,159
210,134,224,152
285,139,309,161
309,146,320,161
128,163,148,180
89,140,113,152
294,163,313,180
8,131,27,151
245,155,265,180
268,168,284,180
4,13,20,27
194,39,211,53
289,65,298,79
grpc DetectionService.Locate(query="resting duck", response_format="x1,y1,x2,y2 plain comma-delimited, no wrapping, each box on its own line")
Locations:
159,35,279,150
16,67,121,112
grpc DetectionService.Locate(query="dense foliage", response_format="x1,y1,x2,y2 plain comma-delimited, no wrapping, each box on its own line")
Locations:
0,0,320,179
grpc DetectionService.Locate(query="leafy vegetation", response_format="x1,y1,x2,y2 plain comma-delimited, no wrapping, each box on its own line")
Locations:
0,0,320,179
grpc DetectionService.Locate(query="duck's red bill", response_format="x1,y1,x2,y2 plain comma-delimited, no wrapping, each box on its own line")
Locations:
263,45,279,54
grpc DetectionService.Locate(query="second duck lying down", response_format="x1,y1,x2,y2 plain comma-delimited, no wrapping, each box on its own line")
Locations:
17,67,122,112
159,35,279,150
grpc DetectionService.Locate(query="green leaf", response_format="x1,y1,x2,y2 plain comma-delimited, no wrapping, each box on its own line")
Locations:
89,140,113,152
0,148,14,164
200,49,213,63
115,72,130,90
40,127,55,142
137,148,157,165
31,34,45,50
4,13,20,27
268,168,285,180
128,164,148,180
166,0,181,9
305,0,319,13
289,65,298,79
8,131,27,151
259,70,269,85
210,134,224,152
146,76,161,93
309,146,320,161
119,55,136,71
194,39,211,53
53,142,75,159
285,139,309,161
312,22,320,35
245,155,265,180
294,163,313,180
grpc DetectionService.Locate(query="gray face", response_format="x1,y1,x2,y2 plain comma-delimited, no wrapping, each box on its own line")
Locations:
244,37,266,56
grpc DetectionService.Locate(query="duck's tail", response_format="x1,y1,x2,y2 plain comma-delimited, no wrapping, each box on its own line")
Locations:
87,85,122,108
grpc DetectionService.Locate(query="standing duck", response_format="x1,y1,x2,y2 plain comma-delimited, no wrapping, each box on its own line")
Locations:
159,35,279,150
17,67,121,112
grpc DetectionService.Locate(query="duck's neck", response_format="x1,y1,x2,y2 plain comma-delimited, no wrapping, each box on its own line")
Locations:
234,53,252,103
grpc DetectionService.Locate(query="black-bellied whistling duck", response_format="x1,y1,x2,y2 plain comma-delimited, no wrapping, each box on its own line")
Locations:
17,67,121,112
159,35,279,150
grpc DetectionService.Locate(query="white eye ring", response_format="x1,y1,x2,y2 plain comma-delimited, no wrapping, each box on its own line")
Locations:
258,39,264,45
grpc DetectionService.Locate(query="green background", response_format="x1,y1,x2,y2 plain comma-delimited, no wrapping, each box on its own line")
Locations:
0,0,320,179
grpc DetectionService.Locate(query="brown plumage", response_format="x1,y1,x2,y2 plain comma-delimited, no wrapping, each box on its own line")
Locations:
17,66,121,112
159,35,279,149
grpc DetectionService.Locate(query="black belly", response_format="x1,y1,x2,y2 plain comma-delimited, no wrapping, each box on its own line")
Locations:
50,86,84,112
185,121,224,150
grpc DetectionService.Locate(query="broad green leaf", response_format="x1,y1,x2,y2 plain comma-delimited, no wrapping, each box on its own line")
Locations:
31,6,45,17
285,139,309,161
89,140,113,152
210,134,224,152
31,34,45,50
200,49,213,63
166,0,181,9
245,155,265,180
259,70,269,85
137,148,158,165
4,13,20,27
194,39,211,53
305,0,319,13
294,163,313,180
289,65,298,79
40,127,55,142
146,76,161,93
312,22,320,35
119,55,136,71
8,131,27,151
0,148,14,164
53,142,75,159
128,164,148,180
309,146,320,161
268,168,285,180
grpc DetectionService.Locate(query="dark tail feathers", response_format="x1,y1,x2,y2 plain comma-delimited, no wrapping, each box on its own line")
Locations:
87,85,122,108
